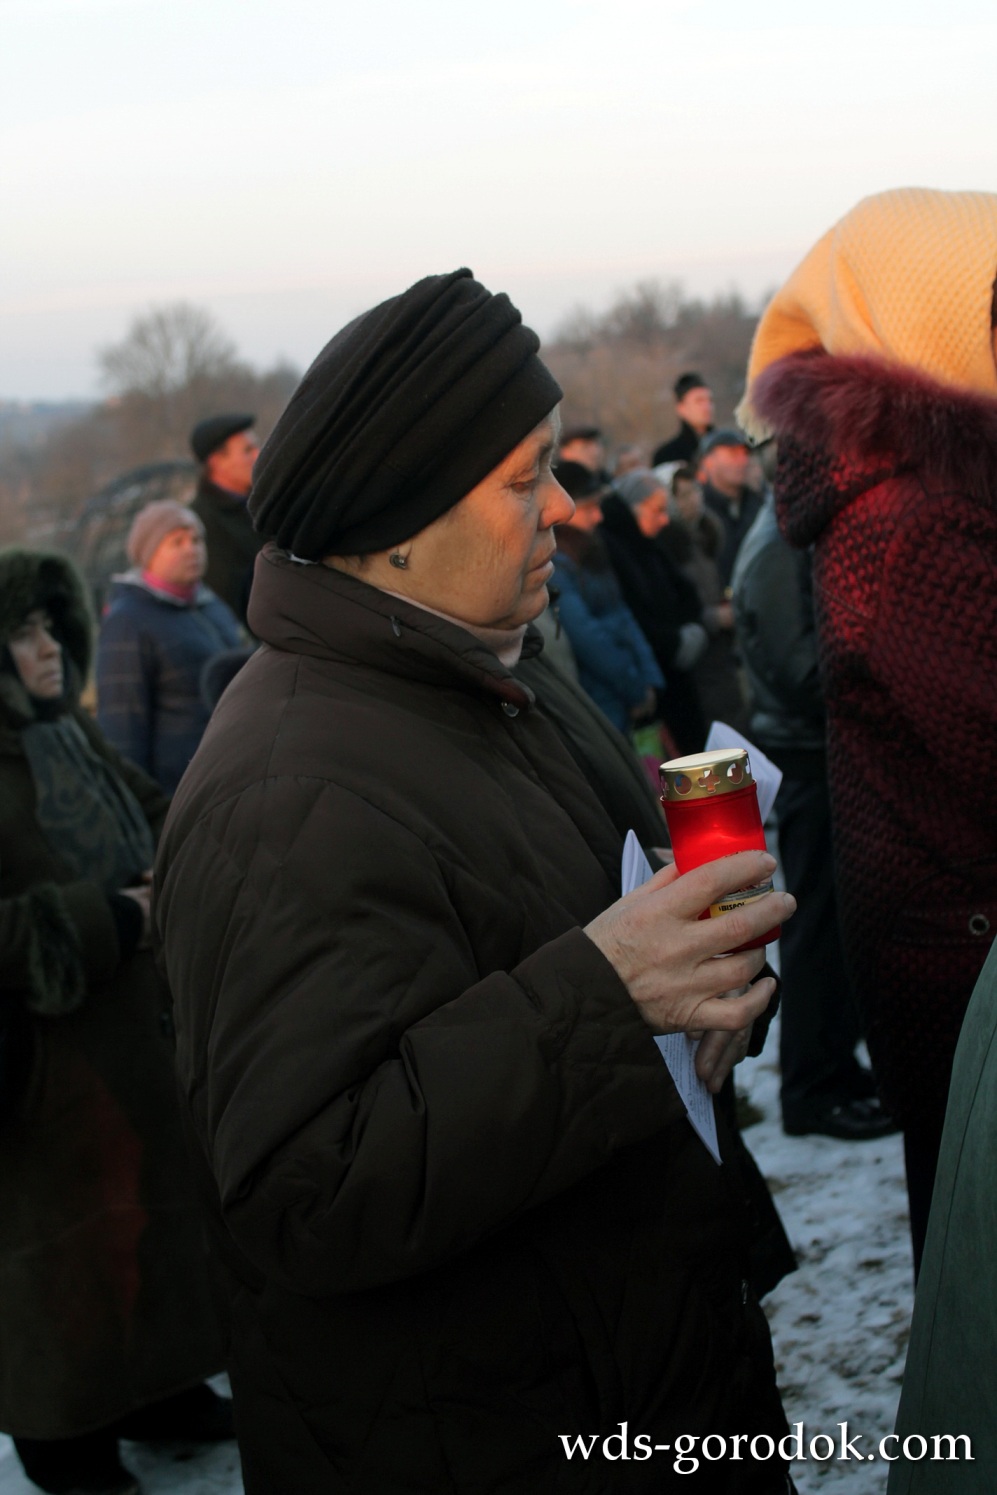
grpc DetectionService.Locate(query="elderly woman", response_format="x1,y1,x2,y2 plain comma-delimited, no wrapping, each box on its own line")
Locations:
549,460,663,735
599,468,709,753
155,270,797,1494
0,549,230,1495
738,187,997,1273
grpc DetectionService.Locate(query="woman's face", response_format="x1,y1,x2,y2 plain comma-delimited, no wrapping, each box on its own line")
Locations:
386,417,574,629
635,488,669,538
9,609,64,699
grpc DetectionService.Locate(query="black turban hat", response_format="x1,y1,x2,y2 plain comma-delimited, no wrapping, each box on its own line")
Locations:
248,269,563,558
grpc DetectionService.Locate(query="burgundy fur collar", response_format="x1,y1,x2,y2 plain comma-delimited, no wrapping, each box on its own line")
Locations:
752,349,997,509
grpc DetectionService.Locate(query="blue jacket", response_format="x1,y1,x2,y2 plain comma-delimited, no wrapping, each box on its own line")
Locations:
96,573,242,795
552,534,663,733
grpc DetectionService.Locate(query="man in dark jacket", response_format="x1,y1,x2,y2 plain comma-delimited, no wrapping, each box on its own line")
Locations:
698,429,763,588
188,412,261,627
732,495,895,1141
652,371,715,466
96,499,243,794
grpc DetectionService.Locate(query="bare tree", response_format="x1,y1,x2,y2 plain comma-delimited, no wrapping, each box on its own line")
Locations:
97,303,255,453
597,279,685,345
98,303,240,402
0,305,301,549
545,279,763,454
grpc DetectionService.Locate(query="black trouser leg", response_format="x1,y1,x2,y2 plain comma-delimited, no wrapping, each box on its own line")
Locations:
775,774,865,1115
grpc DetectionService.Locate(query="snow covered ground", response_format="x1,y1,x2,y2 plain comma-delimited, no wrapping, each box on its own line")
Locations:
0,1029,913,1495
738,1037,913,1494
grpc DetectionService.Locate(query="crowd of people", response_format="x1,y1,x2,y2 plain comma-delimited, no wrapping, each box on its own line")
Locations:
0,185,995,1494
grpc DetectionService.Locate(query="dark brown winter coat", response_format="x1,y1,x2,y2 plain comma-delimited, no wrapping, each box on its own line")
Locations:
155,545,788,1494
751,350,997,1135
0,551,226,1439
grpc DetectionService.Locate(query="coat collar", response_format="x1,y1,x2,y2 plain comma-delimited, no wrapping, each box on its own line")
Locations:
196,475,251,511
109,569,214,609
751,349,997,546
247,543,537,710
753,349,997,500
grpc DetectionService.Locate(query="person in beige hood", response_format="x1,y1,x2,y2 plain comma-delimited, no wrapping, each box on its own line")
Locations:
739,187,997,1276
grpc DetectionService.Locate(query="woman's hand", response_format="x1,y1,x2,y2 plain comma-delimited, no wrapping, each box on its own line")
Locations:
583,850,794,1039
694,1024,754,1094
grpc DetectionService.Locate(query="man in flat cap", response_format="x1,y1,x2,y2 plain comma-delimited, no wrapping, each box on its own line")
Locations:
189,412,261,628
652,371,715,467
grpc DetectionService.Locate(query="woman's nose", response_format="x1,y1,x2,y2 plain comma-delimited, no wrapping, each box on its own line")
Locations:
544,477,575,527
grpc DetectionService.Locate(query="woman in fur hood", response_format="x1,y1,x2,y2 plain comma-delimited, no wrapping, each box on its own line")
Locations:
0,549,231,1495
738,187,997,1275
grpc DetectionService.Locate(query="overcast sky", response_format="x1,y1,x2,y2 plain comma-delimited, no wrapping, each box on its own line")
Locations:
2,0,995,400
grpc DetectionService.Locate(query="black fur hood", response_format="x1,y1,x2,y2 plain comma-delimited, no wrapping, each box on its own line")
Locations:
0,548,93,728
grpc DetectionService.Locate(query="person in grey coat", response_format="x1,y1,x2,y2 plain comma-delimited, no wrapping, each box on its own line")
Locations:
96,501,243,795
731,493,894,1141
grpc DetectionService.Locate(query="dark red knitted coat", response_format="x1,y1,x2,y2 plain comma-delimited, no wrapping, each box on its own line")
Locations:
751,350,997,1134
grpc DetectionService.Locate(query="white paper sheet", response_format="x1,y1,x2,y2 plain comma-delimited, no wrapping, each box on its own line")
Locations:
703,722,783,824
621,832,721,1164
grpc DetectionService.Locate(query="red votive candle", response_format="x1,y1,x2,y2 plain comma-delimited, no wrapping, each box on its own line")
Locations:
659,748,780,952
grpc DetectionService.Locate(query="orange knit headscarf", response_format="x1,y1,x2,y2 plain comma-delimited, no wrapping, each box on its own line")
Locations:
738,187,997,438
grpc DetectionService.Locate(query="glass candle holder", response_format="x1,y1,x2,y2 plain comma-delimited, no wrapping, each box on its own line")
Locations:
659,748,780,952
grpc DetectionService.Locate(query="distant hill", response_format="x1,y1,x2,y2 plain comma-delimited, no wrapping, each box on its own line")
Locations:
0,400,94,449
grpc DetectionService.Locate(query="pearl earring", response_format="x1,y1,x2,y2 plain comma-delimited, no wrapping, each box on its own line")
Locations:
389,553,409,570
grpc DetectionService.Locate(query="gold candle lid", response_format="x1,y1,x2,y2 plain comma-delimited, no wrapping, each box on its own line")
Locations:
659,748,755,803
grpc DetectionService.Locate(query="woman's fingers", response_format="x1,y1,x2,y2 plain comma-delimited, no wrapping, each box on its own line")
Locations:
695,1022,755,1093
699,946,768,993
641,975,775,1037
664,850,777,921
688,977,774,1033
583,851,794,1036
626,859,681,900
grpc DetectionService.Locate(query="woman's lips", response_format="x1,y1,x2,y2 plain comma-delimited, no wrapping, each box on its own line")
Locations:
530,548,556,576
